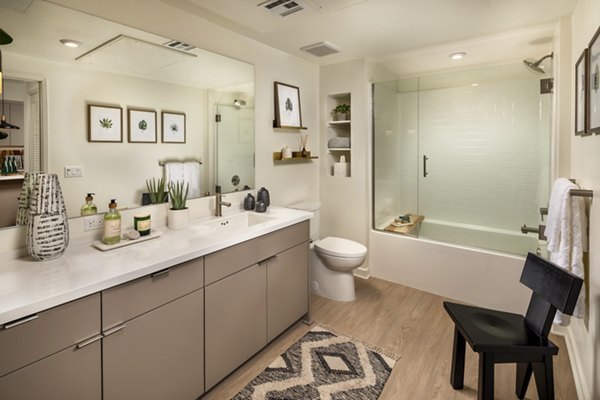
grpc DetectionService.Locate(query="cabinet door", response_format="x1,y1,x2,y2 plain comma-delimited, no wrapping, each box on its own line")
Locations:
205,263,267,390
267,241,309,342
103,289,204,400
0,340,101,400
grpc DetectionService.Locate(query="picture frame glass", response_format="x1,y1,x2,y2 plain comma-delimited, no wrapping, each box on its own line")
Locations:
89,105,122,142
129,110,156,143
275,83,301,128
589,28,600,133
575,50,587,135
162,112,186,143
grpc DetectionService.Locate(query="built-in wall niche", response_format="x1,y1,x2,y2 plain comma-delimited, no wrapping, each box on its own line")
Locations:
326,93,351,178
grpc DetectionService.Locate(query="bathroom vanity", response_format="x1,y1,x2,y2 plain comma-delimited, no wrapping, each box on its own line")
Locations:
0,207,310,400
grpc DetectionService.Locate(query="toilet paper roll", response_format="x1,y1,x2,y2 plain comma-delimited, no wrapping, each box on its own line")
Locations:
333,162,349,177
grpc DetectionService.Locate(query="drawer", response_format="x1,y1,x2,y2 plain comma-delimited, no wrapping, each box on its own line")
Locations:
103,257,204,329
0,293,100,378
205,221,309,285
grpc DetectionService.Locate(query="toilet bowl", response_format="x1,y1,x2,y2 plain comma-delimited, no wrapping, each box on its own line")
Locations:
289,201,368,302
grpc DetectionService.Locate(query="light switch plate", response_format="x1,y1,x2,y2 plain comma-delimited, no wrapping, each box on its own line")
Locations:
64,166,83,178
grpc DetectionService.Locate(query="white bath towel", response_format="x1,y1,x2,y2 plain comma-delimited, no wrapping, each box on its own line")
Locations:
164,161,202,200
545,178,588,325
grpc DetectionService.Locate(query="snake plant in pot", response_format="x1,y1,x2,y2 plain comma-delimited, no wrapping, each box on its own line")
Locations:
167,181,189,230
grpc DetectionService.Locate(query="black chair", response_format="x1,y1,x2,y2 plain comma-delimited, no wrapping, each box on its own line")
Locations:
444,252,583,400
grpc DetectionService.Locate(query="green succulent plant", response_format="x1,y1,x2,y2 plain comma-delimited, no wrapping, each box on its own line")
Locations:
145,177,167,204
168,181,189,210
334,104,350,114
99,118,113,129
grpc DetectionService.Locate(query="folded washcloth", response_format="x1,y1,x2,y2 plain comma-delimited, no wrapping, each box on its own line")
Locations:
327,137,350,148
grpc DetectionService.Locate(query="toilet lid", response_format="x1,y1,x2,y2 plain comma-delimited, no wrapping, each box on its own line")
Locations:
314,237,367,258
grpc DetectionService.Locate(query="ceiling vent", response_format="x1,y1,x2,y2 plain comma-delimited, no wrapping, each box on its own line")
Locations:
300,41,341,57
258,0,304,17
163,40,196,52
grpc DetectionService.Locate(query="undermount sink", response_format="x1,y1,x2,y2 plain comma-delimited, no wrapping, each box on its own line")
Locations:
202,212,275,232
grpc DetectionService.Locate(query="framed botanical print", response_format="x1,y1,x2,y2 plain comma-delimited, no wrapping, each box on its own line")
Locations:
575,48,588,136
274,81,303,128
128,108,157,143
88,104,122,142
588,25,600,134
161,111,186,143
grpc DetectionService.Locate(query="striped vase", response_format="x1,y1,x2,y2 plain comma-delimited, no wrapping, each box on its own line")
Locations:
24,173,69,261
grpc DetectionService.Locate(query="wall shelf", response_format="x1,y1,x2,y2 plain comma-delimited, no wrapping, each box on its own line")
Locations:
327,93,351,177
272,151,318,163
328,148,351,152
328,120,351,125
272,120,308,130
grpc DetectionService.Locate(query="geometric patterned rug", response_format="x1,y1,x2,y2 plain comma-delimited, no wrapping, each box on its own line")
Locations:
232,326,399,400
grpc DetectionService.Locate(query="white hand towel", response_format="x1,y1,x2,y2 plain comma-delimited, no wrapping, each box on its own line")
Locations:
546,178,588,325
184,161,202,199
164,162,185,187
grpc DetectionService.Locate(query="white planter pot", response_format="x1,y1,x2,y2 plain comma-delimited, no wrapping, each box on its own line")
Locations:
168,208,189,230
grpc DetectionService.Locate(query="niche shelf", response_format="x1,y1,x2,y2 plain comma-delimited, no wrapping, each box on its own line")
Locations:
326,93,351,178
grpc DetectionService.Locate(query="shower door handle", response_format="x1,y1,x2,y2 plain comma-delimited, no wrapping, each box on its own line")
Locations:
423,155,429,177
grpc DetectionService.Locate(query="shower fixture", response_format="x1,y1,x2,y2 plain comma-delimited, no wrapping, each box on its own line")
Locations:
523,53,553,73
233,99,246,109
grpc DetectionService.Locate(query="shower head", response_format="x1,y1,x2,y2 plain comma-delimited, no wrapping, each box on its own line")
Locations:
523,53,553,73
233,99,246,109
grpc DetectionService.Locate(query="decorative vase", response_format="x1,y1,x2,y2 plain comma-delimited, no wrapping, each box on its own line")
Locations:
168,208,189,230
16,172,41,226
25,173,69,261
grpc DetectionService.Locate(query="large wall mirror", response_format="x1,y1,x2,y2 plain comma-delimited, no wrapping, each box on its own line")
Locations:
0,0,255,228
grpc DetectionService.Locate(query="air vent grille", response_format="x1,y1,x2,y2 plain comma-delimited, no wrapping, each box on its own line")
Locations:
163,40,196,52
300,41,340,57
258,0,304,17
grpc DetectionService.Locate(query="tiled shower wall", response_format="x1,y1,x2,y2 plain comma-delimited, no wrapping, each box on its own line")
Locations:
373,72,551,232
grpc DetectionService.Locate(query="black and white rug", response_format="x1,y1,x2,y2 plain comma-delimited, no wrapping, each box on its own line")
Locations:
233,326,398,400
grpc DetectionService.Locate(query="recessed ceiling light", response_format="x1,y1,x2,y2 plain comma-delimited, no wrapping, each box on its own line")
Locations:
59,39,81,48
449,52,467,60
471,83,479,87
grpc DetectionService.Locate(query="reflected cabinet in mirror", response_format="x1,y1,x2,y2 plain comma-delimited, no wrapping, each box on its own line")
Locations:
0,0,255,228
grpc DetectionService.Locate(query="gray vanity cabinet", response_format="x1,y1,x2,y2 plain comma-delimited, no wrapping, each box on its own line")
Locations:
0,294,102,400
101,257,205,400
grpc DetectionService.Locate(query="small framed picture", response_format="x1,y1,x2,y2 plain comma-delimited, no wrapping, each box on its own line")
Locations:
161,111,186,143
575,48,589,136
128,108,157,143
588,25,600,134
88,104,122,142
274,81,303,128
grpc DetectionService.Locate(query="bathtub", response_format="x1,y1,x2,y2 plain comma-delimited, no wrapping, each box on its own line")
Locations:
369,219,541,313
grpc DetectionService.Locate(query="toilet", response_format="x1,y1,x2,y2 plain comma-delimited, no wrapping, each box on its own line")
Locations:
289,201,367,302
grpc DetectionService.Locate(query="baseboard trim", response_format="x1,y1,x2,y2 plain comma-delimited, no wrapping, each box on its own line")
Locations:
553,324,590,400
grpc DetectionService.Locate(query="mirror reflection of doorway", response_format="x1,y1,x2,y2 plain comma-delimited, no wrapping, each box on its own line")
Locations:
0,77,42,228
215,104,255,193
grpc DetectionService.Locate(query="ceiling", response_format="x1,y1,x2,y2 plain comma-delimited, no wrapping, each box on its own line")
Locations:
158,0,577,67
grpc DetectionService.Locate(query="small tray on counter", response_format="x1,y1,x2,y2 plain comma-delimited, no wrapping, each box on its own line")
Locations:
92,230,163,251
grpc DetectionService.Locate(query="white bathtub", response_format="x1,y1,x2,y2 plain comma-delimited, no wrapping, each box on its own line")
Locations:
369,220,541,313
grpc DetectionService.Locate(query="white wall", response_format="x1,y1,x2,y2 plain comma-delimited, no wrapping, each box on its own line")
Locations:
562,1,600,398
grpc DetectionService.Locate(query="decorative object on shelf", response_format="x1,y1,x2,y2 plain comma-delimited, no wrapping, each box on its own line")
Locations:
588,25,600,134
274,81,303,128
575,49,589,136
327,137,350,148
25,173,70,260
88,104,122,142
167,180,189,230
334,154,349,177
162,111,186,143
257,187,270,208
255,200,267,213
128,108,157,143
281,145,292,159
102,199,122,245
145,177,168,204
134,214,151,236
244,193,256,210
299,132,309,156
333,103,350,121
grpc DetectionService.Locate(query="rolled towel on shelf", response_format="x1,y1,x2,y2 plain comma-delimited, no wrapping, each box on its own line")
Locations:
327,137,350,148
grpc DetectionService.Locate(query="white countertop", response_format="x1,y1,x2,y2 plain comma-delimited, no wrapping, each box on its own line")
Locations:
0,206,311,326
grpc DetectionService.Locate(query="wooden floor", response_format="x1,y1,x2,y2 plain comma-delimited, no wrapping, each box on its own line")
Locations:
202,277,578,400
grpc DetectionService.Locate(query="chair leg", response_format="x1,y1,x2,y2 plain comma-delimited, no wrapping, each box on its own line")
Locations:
515,362,533,399
450,327,466,389
478,353,494,400
532,356,555,400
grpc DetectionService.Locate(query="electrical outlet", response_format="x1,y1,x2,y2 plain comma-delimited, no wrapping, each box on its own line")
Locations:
64,166,84,178
84,214,104,231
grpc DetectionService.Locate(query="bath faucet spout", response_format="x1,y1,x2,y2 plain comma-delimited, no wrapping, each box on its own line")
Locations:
215,186,231,217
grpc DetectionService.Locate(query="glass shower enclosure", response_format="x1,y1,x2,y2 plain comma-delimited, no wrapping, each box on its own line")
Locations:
372,64,552,256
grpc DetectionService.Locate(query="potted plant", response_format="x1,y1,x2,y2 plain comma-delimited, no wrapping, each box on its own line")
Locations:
167,181,189,230
145,177,167,204
333,104,350,121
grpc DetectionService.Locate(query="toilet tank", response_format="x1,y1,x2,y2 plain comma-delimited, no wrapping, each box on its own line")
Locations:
288,201,320,241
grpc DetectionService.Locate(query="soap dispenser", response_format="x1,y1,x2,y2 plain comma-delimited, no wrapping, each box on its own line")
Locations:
80,193,98,216
102,199,121,245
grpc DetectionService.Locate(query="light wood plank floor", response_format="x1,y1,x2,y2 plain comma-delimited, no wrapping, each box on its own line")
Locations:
202,277,577,400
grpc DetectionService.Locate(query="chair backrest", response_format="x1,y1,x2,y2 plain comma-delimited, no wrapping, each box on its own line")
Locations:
520,252,583,337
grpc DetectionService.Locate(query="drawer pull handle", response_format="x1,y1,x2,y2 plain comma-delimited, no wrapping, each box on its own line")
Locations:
151,268,172,278
103,324,127,337
76,334,103,349
258,255,276,265
3,314,39,329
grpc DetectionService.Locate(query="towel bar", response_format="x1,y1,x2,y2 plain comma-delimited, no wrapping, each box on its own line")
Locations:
158,159,202,166
569,189,593,198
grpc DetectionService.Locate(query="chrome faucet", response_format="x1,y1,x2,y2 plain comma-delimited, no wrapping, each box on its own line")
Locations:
215,186,231,217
